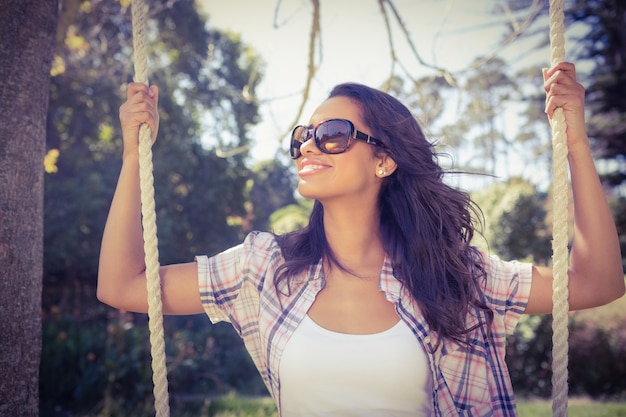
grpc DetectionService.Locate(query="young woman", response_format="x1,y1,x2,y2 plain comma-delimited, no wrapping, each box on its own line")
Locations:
98,62,624,416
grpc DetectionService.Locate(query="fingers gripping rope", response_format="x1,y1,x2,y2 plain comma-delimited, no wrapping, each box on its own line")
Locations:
548,0,569,416
131,1,170,416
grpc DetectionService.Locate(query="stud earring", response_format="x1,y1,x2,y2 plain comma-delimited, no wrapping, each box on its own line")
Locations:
377,169,386,176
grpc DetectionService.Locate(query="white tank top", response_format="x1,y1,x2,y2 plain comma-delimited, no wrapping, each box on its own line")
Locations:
279,315,434,416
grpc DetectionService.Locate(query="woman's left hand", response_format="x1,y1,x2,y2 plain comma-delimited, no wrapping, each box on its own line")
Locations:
543,62,588,152
526,62,625,315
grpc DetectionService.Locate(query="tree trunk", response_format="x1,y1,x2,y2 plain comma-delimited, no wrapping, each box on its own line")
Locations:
0,1,58,415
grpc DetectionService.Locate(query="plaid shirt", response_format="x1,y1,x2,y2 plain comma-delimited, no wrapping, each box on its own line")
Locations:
197,231,532,417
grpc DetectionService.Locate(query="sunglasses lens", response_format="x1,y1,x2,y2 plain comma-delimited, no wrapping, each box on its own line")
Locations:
315,120,351,154
290,126,307,158
290,120,353,158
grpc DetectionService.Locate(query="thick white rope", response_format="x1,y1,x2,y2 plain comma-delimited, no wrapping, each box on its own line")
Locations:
548,0,569,416
131,1,170,416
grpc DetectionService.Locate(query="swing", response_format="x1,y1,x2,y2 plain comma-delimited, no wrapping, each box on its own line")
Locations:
547,0,570,415
129,0,570,416
130,1,169,416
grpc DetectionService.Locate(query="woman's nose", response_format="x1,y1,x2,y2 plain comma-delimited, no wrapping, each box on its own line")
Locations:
299,136,318,155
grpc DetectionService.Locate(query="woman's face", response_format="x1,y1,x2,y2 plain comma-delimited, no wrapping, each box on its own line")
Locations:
295,96,388,206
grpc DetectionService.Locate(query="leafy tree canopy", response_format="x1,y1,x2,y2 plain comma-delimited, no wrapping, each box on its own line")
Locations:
45,0,264,286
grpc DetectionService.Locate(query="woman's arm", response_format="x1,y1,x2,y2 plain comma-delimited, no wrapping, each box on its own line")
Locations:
525,62,625,314
97,83,202,315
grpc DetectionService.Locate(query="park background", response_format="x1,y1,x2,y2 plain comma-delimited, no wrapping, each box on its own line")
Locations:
1,0,625,416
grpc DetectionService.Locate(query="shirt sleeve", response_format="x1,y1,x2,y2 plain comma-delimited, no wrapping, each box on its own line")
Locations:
481,254,533,335
196,231,278,325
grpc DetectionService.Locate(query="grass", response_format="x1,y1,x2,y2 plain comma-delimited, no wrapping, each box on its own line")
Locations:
208,393,278,417
517,398,626,417
205,396,626,417
207,397,626,417
78,394,626,416
159,395,626,417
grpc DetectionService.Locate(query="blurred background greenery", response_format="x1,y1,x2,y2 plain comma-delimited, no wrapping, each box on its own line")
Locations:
34,0,626,415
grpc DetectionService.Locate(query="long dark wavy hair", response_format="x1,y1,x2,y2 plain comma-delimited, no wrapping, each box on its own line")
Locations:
274,82,492,346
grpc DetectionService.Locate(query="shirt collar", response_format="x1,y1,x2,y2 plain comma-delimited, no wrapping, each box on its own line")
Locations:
378,254,404,302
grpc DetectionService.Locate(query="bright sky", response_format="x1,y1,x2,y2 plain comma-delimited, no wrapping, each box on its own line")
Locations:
199,0,553,162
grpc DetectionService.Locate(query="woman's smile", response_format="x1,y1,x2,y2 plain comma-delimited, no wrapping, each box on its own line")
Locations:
298,158,331,176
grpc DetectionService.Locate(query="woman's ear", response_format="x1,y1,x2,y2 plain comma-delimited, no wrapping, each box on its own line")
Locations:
375,154,397,178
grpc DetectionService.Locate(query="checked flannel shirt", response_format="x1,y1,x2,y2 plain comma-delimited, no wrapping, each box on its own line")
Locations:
196,231,532,417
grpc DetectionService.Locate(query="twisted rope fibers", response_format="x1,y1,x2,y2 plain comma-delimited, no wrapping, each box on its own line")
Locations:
131,1,170,416
548,0,569,415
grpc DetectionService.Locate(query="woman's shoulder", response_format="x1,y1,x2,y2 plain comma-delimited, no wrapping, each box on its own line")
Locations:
215,231,278,253
477,250,532,279
244,230,279,248
206,231,281,267
238,231,284,263
477,250,533,307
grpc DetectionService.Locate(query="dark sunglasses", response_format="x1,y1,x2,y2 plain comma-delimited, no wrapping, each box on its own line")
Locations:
290,118,386,159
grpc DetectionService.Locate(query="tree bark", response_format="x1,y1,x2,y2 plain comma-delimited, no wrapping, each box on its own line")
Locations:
0,1,58,415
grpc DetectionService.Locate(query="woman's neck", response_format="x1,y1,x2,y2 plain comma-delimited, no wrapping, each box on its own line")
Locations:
321,202,385,272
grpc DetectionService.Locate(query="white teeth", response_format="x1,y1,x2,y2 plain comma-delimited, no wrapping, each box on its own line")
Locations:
300,164,325,173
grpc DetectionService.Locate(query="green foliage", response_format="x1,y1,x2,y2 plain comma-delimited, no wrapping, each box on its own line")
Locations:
247,158,298,231
568,295,626,398
42,0,268,414
382,74,452,128
471,177,551,263
165,316,266,397
40,303,267,415
568,0,626,190
269,200,314,234
45,0,264,274
506,314,553,398
438,57,519,175
40,306,153,416
507,295,626,400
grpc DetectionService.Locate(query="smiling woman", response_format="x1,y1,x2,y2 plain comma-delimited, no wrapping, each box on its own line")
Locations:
98,58,624,416
92,0,626,415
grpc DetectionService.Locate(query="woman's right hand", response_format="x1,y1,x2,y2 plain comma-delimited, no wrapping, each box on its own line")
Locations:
101,81,203,315
119,82,159,158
